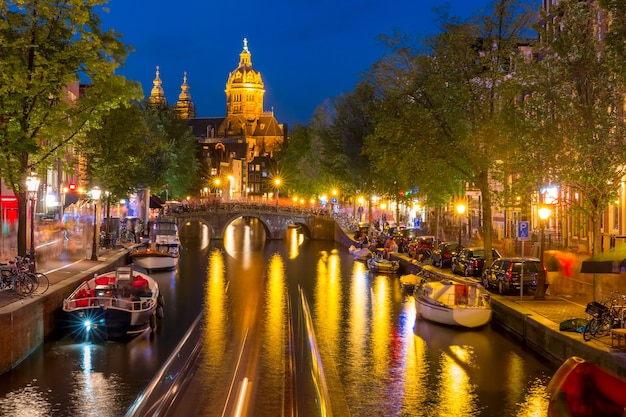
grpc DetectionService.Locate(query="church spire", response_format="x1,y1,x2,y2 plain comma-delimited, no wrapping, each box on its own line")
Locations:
175,72,196,119
148,66,167,106
239,38,252,68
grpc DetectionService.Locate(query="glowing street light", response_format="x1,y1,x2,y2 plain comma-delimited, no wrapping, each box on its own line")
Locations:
26,173,40,271
535,206,552,300
274,178,281,212
90,186,102,261
456,203,466,247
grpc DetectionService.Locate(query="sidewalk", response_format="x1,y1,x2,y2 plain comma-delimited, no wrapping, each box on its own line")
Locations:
0,245,131,311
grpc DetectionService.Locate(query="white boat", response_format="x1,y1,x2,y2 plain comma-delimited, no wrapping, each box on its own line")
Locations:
367,254,400,273
130,243,180,272
348,245,372,261
414,278,491,328
152,221,182,251
62,266,165,340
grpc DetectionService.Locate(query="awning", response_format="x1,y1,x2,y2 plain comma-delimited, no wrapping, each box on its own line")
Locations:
150,195,163,209
580,243,626,274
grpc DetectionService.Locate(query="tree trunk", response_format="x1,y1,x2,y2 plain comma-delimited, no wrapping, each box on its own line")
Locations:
17,192,27,257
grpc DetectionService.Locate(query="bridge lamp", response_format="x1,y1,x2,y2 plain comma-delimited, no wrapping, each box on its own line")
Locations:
535,206,552,300
274,178,281,211
26,173,40,271
456,203,466,247
90,186,102,261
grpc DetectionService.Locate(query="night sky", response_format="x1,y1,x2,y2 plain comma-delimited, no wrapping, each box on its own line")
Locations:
99,0,512,126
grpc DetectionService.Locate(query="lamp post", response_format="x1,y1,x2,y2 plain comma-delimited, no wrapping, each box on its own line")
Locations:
214,178,221,212
90,186,102,261
26,174,40,272
274,178,281,212
456,203,466,247
535,206,552,300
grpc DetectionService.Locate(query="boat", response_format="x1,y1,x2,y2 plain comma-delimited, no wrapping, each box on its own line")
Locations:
366,254,400,273
348,245,372,261
547,356,626,417
399,273,421,294
414,278,491,328
129,243,180,272
152,221,183,252
62,266,165,340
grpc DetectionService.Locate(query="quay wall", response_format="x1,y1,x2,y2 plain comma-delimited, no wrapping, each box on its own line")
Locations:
0,251,128,375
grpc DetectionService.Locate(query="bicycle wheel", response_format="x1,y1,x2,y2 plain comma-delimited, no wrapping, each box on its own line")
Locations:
583,317,600,341
15,273,36,296
595,314,612,337
33,272,50,295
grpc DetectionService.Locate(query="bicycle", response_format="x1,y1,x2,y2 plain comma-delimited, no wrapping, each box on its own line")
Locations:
583,294,626,341
0,256,38,296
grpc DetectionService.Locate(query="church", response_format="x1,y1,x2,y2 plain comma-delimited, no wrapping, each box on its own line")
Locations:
147,39,287,200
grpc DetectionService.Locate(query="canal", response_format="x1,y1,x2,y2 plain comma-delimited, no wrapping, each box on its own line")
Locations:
0,218,557,416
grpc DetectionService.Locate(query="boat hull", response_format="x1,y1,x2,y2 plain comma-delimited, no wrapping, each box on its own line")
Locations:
348,245,372,261
547,356,626,417
415,297,492,328
414,279,491,328
367,257,400,273
130,251,179,271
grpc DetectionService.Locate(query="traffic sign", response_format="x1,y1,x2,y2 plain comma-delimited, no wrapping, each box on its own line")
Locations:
518,221,530,240
331,197,338,204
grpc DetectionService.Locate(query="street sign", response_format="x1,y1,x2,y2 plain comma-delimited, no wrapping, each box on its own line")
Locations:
331,197,338,204
518,221,530,241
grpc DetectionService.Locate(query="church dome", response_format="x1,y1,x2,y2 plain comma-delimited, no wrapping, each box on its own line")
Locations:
226,38,264,88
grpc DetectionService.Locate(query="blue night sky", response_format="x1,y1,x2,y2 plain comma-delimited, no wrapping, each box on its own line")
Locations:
99,0,512,126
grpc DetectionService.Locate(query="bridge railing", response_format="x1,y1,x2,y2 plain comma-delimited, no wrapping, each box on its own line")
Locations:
169,201,332,217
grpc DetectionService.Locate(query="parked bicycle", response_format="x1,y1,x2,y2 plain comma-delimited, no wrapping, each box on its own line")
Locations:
0,256,38,296
583,293,626,341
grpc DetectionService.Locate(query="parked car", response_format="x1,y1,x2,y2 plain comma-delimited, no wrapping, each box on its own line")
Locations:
430,241,463,268
482,257,547,295
393,228,419,253
451,247,501,277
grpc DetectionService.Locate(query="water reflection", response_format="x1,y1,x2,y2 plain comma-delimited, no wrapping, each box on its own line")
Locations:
224,217,266,268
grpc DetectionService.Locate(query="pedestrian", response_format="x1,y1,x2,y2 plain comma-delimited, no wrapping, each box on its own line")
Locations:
135,219,143,243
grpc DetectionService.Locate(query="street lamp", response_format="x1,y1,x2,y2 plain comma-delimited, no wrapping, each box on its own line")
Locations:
90,186,102,261
214,178,221,212
535,206,552,300
274,178,281,212
26,174,40,271
456,203,466,247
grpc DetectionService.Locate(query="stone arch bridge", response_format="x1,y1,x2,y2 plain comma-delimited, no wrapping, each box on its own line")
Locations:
166,209,336,240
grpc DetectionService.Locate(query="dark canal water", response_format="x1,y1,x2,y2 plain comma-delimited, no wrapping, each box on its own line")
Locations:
0,218,558,416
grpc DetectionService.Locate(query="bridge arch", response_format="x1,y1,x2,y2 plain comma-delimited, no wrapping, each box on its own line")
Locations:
168,209,330,241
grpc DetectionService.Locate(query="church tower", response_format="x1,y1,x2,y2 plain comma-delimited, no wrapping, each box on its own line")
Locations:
175,72,196,119
216,39,283,160
148,66,167,107
224,38,265,120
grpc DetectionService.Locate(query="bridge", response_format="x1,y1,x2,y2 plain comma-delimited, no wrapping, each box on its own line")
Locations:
166,208,336,240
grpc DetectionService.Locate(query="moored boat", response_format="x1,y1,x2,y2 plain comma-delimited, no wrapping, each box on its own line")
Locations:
348,245,372,261
399,273,421,294
62,266,164,340
547,356,626,417
367,254,400,273
414,278,491,328
152,221,182,251
129,243,180,272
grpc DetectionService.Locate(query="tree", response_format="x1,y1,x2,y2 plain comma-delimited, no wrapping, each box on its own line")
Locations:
0,0,141,257
515,0,626,259
138,102,199,200
364,0,535,264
